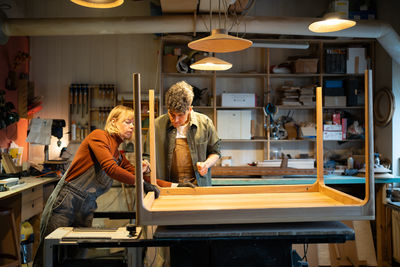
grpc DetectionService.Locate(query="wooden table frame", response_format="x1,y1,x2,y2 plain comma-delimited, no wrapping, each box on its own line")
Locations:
133,70,375,226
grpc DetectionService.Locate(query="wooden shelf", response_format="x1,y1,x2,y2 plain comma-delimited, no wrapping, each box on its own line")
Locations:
162,72,213,77
216,106,263,110
269,73,320,78
216,73,266,78
221,139,267,143
323,106,364,110
322,73,365,77
277,105,315,110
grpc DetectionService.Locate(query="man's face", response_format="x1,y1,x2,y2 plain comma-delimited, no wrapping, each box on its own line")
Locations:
168,107,192,128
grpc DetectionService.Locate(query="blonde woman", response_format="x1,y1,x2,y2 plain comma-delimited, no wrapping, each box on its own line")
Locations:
34,105,170,266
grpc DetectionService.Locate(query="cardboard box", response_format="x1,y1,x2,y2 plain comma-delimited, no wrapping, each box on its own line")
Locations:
324,124,342,131
294,58,319,74
221,93,256,107
323,131,342,140
324,96,346,107
217,110,251,139
162,54,178,73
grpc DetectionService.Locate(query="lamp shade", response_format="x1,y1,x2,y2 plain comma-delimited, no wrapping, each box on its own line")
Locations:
70,0,123,8
190,57,232,71
188,29,253,53
308,12,356,33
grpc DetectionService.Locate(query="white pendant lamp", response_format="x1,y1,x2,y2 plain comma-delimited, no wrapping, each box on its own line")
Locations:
70,0,123,8
188,29,253,53
190,57,232,71
309,12,356,33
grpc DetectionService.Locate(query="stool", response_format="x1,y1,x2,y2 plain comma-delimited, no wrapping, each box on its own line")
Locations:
0,209,20,267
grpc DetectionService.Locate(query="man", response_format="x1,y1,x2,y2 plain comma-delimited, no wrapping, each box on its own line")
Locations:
145,81,220,186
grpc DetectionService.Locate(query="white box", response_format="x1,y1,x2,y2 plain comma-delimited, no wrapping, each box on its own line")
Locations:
347,47,367,74
217,110,251,139
323,131,342,140
324,124,342,131
221,93,256,107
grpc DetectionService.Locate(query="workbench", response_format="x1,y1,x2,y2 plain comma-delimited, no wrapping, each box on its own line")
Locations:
212,175,400,266
44,221,355,267
0,177,58,264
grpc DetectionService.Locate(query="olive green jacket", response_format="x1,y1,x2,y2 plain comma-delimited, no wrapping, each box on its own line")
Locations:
144,111,221,186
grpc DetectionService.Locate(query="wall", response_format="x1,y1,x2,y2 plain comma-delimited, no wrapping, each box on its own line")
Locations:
16,0,160,162
376,0,400,175
0,37,29,163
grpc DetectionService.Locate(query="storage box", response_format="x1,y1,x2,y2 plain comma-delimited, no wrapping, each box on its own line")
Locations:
217,110,251,139
294,58,318,74
324,96,346,107
323,131,343,140
221,93,256,107
324,124,342,131
162,54,178,73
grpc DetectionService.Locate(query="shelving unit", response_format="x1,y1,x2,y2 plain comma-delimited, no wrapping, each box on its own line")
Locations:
159,38,374,166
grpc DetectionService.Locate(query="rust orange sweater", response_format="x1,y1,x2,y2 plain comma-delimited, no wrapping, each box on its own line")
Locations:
66,129,172,187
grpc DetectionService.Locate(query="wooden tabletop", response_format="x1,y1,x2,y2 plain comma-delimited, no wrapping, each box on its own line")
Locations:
0,176,58,200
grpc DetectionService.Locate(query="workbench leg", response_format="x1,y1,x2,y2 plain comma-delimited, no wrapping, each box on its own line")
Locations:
127,247,143,267
376,184,392,267
43,240,55,267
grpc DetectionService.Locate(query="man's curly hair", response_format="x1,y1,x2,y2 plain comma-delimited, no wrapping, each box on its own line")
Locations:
165,81,194,113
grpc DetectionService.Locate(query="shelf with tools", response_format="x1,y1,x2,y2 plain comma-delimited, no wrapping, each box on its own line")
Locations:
159,37,374,166
68,83,117,142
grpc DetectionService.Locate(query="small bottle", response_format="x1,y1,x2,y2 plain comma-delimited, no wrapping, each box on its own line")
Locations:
71,121,76,141
347,156,354,170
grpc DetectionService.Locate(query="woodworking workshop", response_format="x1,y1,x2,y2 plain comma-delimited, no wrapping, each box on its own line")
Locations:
1,0,400,266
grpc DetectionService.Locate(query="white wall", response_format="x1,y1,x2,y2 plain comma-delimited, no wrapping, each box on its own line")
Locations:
376,0,400,175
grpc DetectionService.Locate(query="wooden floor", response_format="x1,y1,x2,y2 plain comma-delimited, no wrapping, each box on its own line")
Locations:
151,192,348,211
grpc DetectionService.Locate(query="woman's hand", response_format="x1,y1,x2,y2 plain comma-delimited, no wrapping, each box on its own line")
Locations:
142,160,151,174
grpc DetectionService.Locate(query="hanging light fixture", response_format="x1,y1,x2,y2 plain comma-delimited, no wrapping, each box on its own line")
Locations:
308,12,356,33
70,0,123,8
188,28,253,53
190,56,232,71
309,0,356,33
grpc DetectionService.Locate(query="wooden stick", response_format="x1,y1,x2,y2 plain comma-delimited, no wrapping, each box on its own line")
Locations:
316,86,324,185
149,90,156,185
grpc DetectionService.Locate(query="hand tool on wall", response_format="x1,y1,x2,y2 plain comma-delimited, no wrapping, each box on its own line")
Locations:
85,85,89,114
69,84,74,115
81,85,85,118
74,86,78,114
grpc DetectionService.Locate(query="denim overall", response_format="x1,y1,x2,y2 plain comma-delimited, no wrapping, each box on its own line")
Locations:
33,152,122,266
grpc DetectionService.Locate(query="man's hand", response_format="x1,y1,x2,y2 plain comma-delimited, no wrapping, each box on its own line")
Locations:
142,160,151,174
143,181,160,198
196,162,209,176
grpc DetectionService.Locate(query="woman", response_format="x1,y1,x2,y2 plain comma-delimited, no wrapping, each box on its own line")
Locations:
33,105,171,266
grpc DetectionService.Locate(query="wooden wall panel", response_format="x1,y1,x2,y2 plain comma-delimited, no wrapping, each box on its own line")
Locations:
28,34,159,162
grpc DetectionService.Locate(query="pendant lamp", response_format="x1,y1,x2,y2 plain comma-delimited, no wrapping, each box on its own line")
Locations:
190,57,232,71
70,0,123,8
188,29,253,53
309,12,356,33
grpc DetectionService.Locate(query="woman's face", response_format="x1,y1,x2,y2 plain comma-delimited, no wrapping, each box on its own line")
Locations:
115,116,134,140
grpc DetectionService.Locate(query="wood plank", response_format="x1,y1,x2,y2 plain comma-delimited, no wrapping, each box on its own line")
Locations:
212,166,317,176
149,90,156,185
151,192,346,211
160,184,318,195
